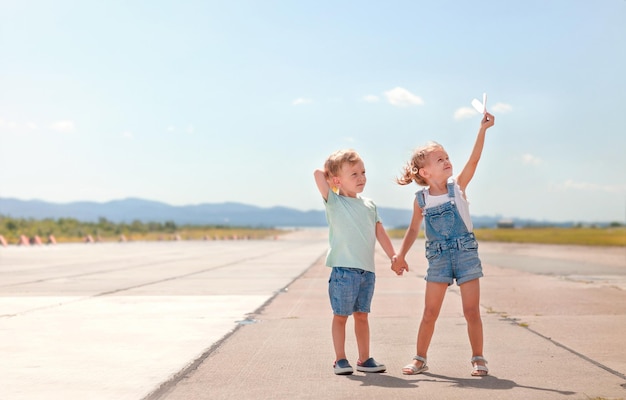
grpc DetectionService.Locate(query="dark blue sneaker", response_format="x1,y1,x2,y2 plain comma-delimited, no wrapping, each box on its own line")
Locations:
333,359,353,375
356,357,386,373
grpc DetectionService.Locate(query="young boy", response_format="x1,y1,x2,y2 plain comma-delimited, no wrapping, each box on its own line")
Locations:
314,149,397,375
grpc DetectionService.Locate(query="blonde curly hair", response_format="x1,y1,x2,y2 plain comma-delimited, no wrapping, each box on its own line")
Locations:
396,141,444,187
324,149,362,178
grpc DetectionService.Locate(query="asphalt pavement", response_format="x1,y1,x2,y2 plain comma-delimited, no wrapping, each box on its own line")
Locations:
1,229,625,400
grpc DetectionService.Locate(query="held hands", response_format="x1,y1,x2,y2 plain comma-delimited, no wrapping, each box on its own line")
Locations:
390,255,409,276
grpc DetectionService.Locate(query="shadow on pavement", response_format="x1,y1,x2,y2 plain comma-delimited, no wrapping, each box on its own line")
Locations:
412,373,576,395
346,374,419,389
344,372,577,395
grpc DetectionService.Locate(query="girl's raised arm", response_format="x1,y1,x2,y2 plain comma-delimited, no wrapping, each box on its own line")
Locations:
456,112,495,193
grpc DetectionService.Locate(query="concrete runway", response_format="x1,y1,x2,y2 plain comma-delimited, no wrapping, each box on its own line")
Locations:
0,229,328,400
1,229,624,400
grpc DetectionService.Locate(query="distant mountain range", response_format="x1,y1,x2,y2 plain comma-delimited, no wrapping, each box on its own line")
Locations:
0,197,587,228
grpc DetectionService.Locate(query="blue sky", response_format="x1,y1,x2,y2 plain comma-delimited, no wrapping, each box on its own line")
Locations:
1,0,625,223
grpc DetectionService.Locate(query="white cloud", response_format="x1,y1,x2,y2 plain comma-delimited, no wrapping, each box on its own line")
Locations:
0,119,20,131
50,120,75,133
561,179,626,194
454,101,513,120
122,131,134,139
454,107,478,120
492,102,513,113
363,95,380,103
521,153,542,165
0,119,39,134
293,98,312,105
166,124,194,134
0,119,13,130
383,87,424,107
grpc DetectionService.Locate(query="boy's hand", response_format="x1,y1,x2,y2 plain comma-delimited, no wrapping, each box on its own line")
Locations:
391,256,409,276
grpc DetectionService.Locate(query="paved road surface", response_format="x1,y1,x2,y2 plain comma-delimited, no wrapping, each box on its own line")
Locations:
1,229,624,399
0,230,326,400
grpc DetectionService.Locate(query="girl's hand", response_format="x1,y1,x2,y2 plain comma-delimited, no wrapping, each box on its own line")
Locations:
481,112,495,129
391,256,409,276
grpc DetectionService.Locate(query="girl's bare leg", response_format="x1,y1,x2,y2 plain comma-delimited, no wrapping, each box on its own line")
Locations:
460,278,487,374
403,281,448,372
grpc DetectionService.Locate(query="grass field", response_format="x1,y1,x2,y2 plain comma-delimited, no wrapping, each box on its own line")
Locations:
3,226,625,247
388,227,626,247
0,228,286,245
112,228,286,242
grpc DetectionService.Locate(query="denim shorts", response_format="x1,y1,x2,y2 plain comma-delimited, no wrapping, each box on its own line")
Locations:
424,234,484,286
328,267,375,316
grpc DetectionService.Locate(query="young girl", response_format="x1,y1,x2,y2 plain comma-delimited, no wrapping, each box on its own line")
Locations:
392,112,495,376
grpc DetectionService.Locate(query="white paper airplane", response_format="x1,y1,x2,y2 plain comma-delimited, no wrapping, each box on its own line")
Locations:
471,92,487,114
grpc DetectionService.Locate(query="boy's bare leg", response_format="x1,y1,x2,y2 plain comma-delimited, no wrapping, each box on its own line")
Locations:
353,312,370,361
332,314,349,361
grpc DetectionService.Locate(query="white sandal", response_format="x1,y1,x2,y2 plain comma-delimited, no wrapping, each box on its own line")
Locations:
402,355,429,375
471,356,489,376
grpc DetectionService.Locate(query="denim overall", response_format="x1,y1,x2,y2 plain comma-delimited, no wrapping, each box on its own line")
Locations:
417,182,483,286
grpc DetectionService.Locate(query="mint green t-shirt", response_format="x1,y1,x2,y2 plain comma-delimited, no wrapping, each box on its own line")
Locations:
324,190,381,273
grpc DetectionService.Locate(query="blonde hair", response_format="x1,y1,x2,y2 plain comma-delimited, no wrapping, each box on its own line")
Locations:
397,141,444,186
324,149,362,178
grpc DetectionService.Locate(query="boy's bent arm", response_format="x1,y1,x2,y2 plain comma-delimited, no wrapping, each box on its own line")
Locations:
314,169,330,201
375,222,396,261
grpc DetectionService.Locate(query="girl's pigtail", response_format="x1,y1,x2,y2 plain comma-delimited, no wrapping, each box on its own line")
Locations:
396,163,416,186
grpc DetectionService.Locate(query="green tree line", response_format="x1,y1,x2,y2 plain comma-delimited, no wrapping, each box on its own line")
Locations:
0,215,281,243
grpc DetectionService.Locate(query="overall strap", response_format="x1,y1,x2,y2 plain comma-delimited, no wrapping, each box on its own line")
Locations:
447,181,455,199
